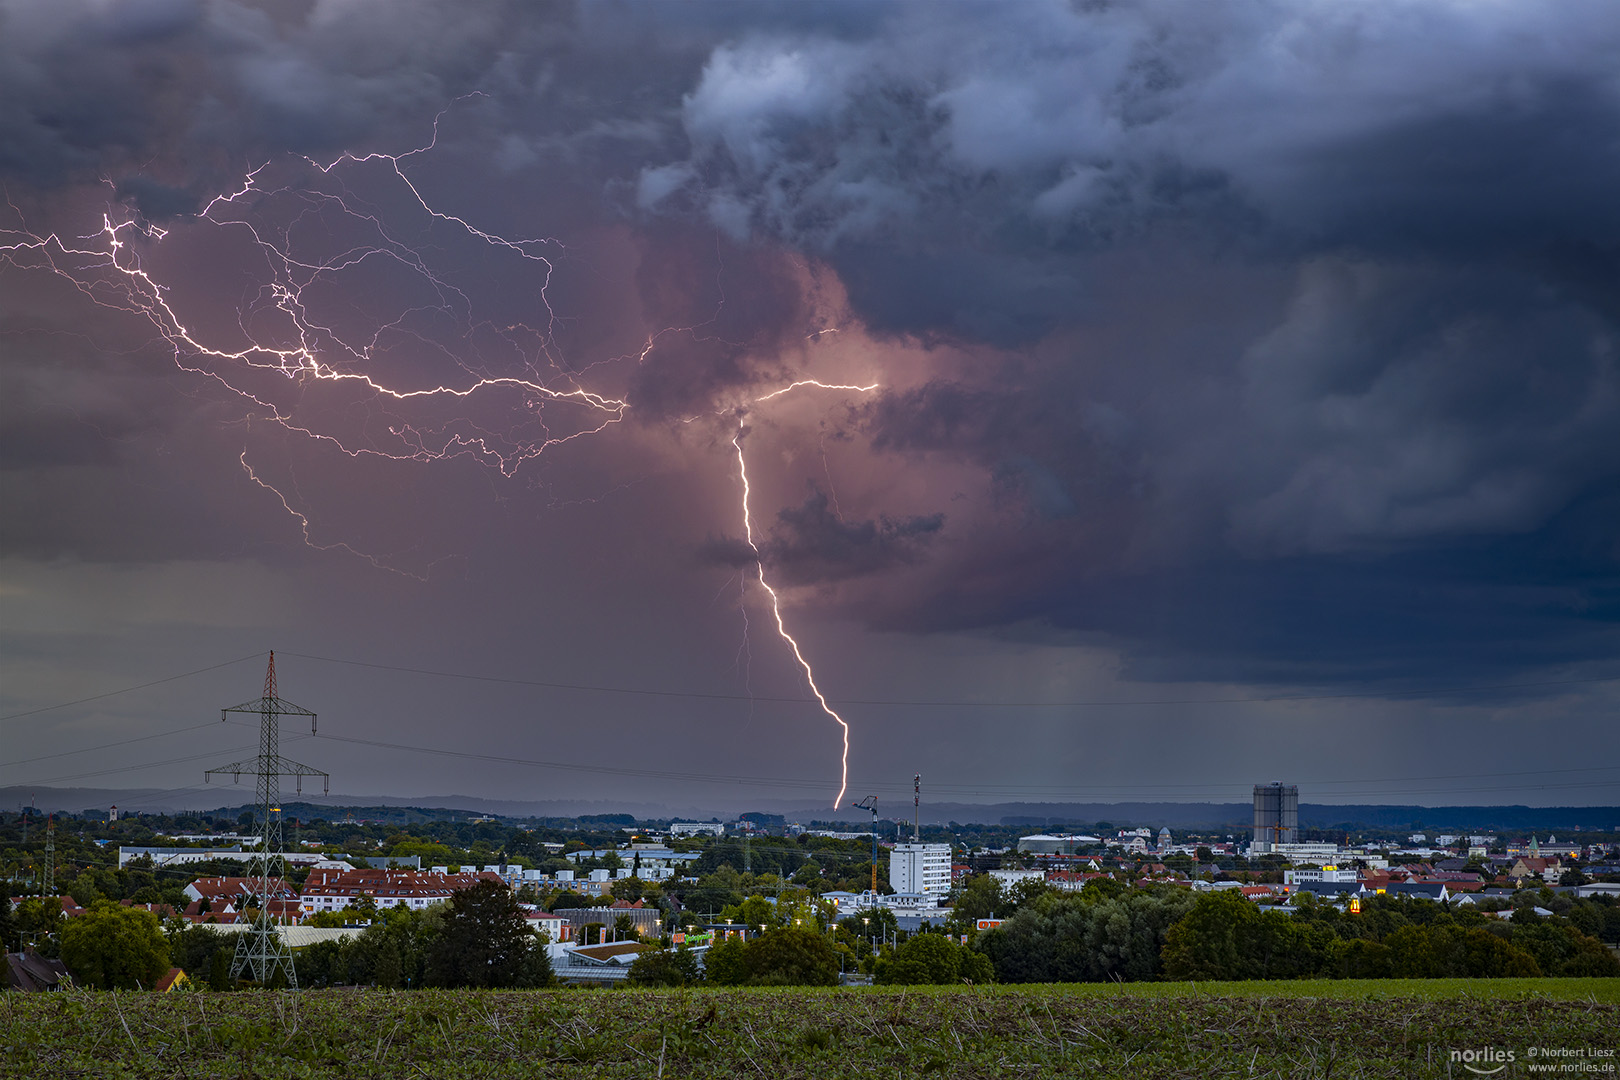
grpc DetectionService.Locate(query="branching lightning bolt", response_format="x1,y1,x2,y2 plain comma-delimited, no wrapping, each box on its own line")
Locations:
733,379,876,809
2,103,880,807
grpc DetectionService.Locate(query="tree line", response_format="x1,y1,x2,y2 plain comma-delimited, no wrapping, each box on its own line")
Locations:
10,878,1616,991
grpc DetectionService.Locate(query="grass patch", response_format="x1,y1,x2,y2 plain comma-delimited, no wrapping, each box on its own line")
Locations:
1,982,1613,1078
980,977,1620,1002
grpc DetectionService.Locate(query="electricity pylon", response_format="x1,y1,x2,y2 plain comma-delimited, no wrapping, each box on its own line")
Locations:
43,815,55,895
206,651,328,988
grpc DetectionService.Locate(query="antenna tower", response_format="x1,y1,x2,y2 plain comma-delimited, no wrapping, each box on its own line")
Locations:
914,774,921,842
205,651,329,987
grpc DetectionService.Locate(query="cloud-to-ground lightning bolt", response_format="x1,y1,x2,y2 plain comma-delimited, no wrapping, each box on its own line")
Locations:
733,380,876,809
2,104,878,803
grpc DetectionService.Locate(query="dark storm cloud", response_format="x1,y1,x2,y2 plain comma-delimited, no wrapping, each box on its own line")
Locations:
766,488,943,584
0,1,583,196
700,487,943,585
624,232,815,420
623,0,1620,681
4,0,1619,694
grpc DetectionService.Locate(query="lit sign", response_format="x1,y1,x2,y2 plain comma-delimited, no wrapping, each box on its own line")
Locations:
976,919,1002,931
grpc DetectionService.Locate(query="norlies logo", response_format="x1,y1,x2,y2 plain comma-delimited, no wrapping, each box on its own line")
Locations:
1453,1048,1517,1076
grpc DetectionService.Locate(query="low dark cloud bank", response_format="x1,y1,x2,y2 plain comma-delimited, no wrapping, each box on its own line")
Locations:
3,0,1618,693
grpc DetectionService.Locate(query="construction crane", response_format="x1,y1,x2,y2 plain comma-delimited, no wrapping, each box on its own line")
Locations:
853,796,880,898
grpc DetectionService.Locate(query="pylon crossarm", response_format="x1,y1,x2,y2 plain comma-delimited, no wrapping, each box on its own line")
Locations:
204,761,252,783
221,695,317,716
268,756,331,795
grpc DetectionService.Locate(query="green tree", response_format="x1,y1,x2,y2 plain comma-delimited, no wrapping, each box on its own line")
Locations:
702,936,749,986
626,946,704,986
1509,920,1620,977
1162,891,1261,980
59,901,170,990
610,878,645,903
738,927,839,986
982,887,1196,984
13,897,63,956
208,947,233,991
425,880,551,988
374,936,403,988
949,875,1005,925
735,894,780,931
166,925,229,983
875,932,994,985
1328,937,1393,979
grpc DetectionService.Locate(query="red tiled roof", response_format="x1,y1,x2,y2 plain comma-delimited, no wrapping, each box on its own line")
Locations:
300,868,502,900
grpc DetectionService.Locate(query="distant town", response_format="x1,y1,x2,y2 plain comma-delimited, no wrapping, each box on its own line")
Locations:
6,782,1618,989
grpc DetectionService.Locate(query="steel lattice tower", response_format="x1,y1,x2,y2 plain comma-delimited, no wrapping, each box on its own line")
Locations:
205,652,328,988
43,815,55,896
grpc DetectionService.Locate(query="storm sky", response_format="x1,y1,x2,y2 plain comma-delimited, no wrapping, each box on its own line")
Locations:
3,0,1618,815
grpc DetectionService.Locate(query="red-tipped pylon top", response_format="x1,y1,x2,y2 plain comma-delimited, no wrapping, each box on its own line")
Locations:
264,651,277,700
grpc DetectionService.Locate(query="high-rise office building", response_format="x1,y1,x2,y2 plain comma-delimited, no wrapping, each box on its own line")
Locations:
1252,783,1299,854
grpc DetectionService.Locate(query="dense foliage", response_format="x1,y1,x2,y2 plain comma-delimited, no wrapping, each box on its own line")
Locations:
625,945,705,986
425,880,552,988
1159,891,1620,980
873,932,994,985
976,885,1198,983
57,901,170,990
702,927,841,986
294,887,553,990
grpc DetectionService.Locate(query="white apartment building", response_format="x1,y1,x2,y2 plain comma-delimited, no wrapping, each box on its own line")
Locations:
668,823,726,838
1284,866,1359,885
298,868,500,915
1262,842,1342,863
889,843,952,896
988,869,1047,888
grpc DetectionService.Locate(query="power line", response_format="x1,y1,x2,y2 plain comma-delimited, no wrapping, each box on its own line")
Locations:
284,650,1620,709
27,737,307,788
307,731,1620,802
9,718,1615,804
3,721,224,768
5,648,1614,731
0,653,265,722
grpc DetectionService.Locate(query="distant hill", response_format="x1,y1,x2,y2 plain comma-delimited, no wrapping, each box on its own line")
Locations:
5,786,1616,832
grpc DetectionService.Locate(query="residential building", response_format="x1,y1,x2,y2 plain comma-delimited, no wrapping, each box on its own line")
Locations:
1268,842,1341,862
298,868,500,915
119,845,247,868
1047,870,1108,891
184,876,295,907
3,949,73,991
890,843,952,896
668,823,726,838
988,869,1047,888
1284,866,1358,885
1016,834,1101,856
